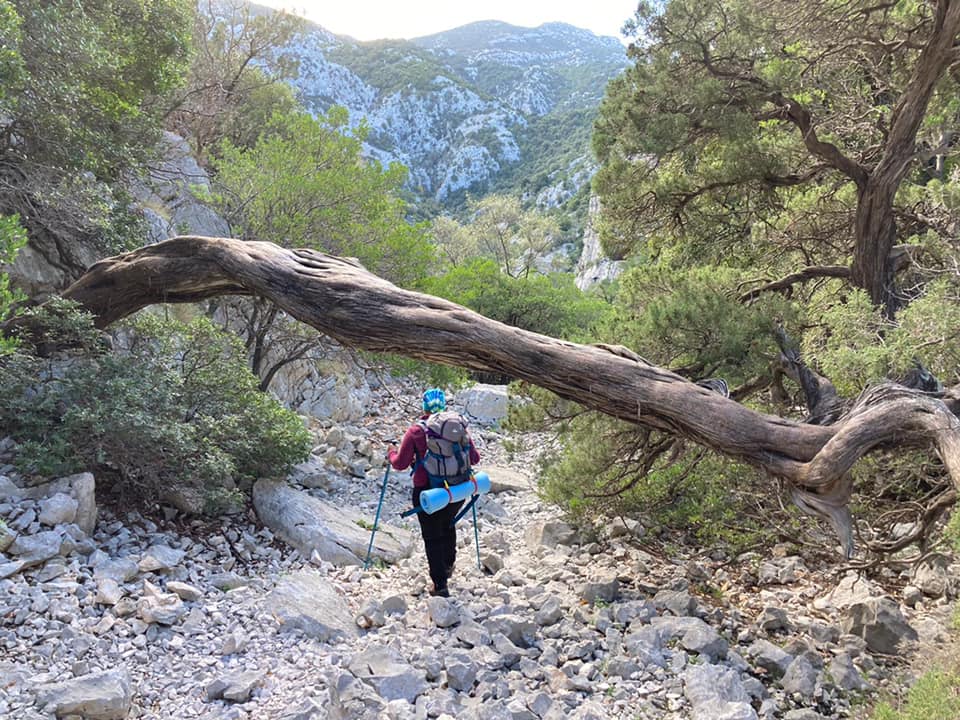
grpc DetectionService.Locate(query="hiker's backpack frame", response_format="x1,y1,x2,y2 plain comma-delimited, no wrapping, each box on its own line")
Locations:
415,411,473,489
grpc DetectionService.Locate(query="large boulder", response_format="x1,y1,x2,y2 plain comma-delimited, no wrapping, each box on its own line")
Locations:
458,384,510,426
270,362,373,422
683,664,757,720
482,465,531,494
267,570,359,641
252,479,413,565
840,597,918,654
21,473,97,535
35,668,133,720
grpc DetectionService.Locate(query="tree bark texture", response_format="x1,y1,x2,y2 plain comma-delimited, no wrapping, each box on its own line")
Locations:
60,236,960,555
850,0,960,311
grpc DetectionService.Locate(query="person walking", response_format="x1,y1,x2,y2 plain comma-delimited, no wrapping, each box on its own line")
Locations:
387,388,480,597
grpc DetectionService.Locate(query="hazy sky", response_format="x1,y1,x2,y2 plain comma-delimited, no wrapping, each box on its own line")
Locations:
256,1,640,43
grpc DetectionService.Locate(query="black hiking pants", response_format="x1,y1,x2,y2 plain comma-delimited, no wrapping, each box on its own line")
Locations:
413,487,464,592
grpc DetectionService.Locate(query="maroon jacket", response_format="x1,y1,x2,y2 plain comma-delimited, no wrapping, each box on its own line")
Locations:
388,414,481,488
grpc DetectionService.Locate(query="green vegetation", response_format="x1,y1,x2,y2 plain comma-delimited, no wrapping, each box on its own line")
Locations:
326,40,449,97
208,106,433,287
0,214,26,354
426,258,610,343
166,2,304,160
872,670,960,720
3,0,960,567
594,0,960,310
508,386,781,553
1,0,193,254
204,105,434,389
0,301,311,508
489,107,598,241
509,0,960,554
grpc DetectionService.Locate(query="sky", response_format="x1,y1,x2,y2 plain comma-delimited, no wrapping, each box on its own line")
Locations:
255,0,639,44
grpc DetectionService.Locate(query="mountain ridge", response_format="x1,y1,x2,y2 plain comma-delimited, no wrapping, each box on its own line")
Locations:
265,6,628,212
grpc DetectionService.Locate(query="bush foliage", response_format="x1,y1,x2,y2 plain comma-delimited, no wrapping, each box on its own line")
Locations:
0,301,311,510
507,385,783,553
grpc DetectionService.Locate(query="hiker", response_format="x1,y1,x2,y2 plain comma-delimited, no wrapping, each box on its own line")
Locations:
387,388,480,598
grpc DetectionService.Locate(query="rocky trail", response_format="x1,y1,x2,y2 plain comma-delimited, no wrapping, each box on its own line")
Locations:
1,383,957,720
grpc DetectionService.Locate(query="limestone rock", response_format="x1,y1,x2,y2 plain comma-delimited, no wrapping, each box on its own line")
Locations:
747,639,794,678
427,596,460,628
138,544,186,573
444,651,478,691
267,570,359,641
814,573,882,611
93,557,139,584
206,670,265,703
38,492,79,527
683,664,757,720
840,597,918,654
781,656,818,699
253,479,413,565
7,530,62,568
137,584,186,626
459,384,510,425
28,473,96,535
524,521,577,549
348,645,429,704
828,652,869,692
95,578,125,606
35,668,133,720
0,522,15,553
913,553,953,598
0,474,24,502
579,577,619,604
165,581,203,602
482,465,531,494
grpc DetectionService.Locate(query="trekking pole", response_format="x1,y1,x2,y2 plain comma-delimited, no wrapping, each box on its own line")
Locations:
363,457,392,570
472,501,481,570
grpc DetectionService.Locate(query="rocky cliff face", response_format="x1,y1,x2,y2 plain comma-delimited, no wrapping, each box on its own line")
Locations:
575,196,624,290
278,17,627,205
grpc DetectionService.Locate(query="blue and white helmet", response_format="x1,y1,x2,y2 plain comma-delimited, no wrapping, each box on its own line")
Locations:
422,388,446,413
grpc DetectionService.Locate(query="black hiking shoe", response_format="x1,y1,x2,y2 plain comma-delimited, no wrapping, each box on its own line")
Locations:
429,584,450,598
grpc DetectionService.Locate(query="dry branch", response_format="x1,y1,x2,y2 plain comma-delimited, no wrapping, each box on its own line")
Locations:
57,236,960,556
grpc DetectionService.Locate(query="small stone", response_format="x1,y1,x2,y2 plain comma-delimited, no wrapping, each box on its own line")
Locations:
756,606,791,632
138,544,186,573
382,595,408,615
221,629,249,655
781,656,818,699
535,597,563,626
444,652,478,691
165,581,203,601
579,577,619,604
95,579,124,606
427,596,459,628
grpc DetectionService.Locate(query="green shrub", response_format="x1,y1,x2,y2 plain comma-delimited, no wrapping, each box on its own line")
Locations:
0,301,311,510
611,261,794,383
508,386,780,554
0,213,27,354
425,258,613,343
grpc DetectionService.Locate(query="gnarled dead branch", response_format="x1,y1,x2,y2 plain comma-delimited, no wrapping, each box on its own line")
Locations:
45,236,960,556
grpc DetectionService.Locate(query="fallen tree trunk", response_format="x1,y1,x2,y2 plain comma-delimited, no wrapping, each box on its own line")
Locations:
56,236,960,555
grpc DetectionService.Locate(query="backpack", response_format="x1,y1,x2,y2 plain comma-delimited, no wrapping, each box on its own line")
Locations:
416,411,473,488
